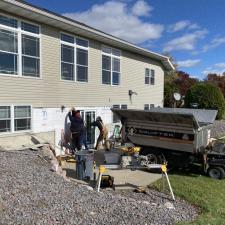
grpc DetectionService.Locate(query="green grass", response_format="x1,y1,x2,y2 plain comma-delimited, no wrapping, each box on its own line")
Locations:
151,170,225,225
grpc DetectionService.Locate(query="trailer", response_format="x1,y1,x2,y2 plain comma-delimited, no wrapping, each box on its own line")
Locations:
112,108,225,179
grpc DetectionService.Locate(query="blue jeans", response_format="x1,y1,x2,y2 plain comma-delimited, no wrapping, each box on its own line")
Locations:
80,132,88,150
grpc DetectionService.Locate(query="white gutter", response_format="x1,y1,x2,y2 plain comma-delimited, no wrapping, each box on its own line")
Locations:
3,0,174,70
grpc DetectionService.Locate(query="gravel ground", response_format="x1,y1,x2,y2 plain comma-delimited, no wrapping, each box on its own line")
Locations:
211,120,225,138
0,149,199,225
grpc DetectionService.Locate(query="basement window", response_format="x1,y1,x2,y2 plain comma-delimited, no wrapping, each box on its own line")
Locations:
112,104,127,123
144,104,155,110
14,106,31,131
144,104,149,110
0,106,11,132
0,105,32,133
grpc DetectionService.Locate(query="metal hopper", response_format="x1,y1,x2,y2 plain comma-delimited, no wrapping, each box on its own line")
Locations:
112,108,218,153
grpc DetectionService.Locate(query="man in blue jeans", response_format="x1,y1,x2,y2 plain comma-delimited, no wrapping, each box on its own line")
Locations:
68,108,84,153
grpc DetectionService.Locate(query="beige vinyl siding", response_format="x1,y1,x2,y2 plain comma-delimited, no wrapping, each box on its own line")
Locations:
0,22,165,109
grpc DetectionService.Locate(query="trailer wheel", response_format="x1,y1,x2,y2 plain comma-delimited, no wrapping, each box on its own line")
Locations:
208,167,225,179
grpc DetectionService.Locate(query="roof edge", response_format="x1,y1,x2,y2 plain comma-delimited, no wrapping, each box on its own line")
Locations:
5,0,175,71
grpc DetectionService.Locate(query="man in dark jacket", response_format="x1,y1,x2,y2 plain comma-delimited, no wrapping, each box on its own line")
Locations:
68,108,84,153
91,116,109,150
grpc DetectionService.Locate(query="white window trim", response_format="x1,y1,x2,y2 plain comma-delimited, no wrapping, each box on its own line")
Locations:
144,104,155,110
60,32,89,83
0,104,32,135
145,68,155,85
102,45,121,86
0,13,42,79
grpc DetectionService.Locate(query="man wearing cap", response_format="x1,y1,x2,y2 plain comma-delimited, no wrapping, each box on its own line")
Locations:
91,116,109,150
68,107,84,153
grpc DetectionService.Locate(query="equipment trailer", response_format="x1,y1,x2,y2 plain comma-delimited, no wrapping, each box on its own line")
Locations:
112,108,225,179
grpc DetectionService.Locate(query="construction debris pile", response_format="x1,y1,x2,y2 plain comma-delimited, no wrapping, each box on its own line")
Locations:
0,148,199,225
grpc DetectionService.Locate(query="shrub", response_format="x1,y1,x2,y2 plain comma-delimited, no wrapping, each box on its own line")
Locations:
185,83,225,119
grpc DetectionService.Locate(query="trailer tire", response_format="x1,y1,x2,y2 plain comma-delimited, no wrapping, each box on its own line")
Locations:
208,167,225,179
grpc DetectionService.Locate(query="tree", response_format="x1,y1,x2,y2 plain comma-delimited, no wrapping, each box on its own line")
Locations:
164,82,178,107
174,71,198,96
205,73,225,98
164,70,198,107
185,83,225,119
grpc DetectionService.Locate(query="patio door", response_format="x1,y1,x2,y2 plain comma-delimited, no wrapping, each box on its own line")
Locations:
80,110,96,146
85,111,96,145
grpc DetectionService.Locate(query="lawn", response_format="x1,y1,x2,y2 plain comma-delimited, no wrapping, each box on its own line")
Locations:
151,170,225,225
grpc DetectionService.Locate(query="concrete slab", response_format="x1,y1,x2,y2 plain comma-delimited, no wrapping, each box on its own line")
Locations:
62,149,161,190
104,169,161,190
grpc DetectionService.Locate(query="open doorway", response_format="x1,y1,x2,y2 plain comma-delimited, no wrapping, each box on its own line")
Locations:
80,110,96,147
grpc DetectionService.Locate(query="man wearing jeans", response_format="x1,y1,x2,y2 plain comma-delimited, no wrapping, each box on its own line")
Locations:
68,108,84,153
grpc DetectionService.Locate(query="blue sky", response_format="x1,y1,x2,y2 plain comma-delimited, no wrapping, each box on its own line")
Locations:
27,0,225,79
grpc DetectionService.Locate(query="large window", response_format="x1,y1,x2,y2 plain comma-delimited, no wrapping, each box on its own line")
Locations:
61,33,88,82
0,106,11,132
102,46,121,86
0,105,31,133
0,14,40,77
145,68,155,85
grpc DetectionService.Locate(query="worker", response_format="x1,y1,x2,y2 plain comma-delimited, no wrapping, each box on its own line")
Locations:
91,116,109,150
68,108,84,154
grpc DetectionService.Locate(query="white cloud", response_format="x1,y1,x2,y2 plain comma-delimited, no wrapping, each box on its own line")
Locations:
168,20,200,32
177,59,201,68
203,36,225,52
131,0,153,16
188,23,200,30
163,29,207,52
168,20,190,32
215,63,225,68
202,62,225,75
63,1,163,44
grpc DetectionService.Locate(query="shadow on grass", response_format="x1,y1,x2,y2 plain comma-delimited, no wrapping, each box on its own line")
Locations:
168,164,205,177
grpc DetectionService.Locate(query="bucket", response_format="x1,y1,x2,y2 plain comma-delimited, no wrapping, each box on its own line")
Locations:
75,150,94,180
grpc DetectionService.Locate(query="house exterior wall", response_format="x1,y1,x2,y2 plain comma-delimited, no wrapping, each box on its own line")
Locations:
0,12,165,151
0,20,165,109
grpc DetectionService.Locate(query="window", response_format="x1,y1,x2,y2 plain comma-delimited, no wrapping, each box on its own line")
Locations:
60,33,88,82
145,68,155,85
14,106,31,131
102,46,121,85
144,104,154,110
144,104,149,110
61,44,74,80
0,106,11,132
76,48,88,82
0,105,31,133
22,35,40,77
0,29,18,75
121,104,127,109
0,14,40,77
112,104,127,122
